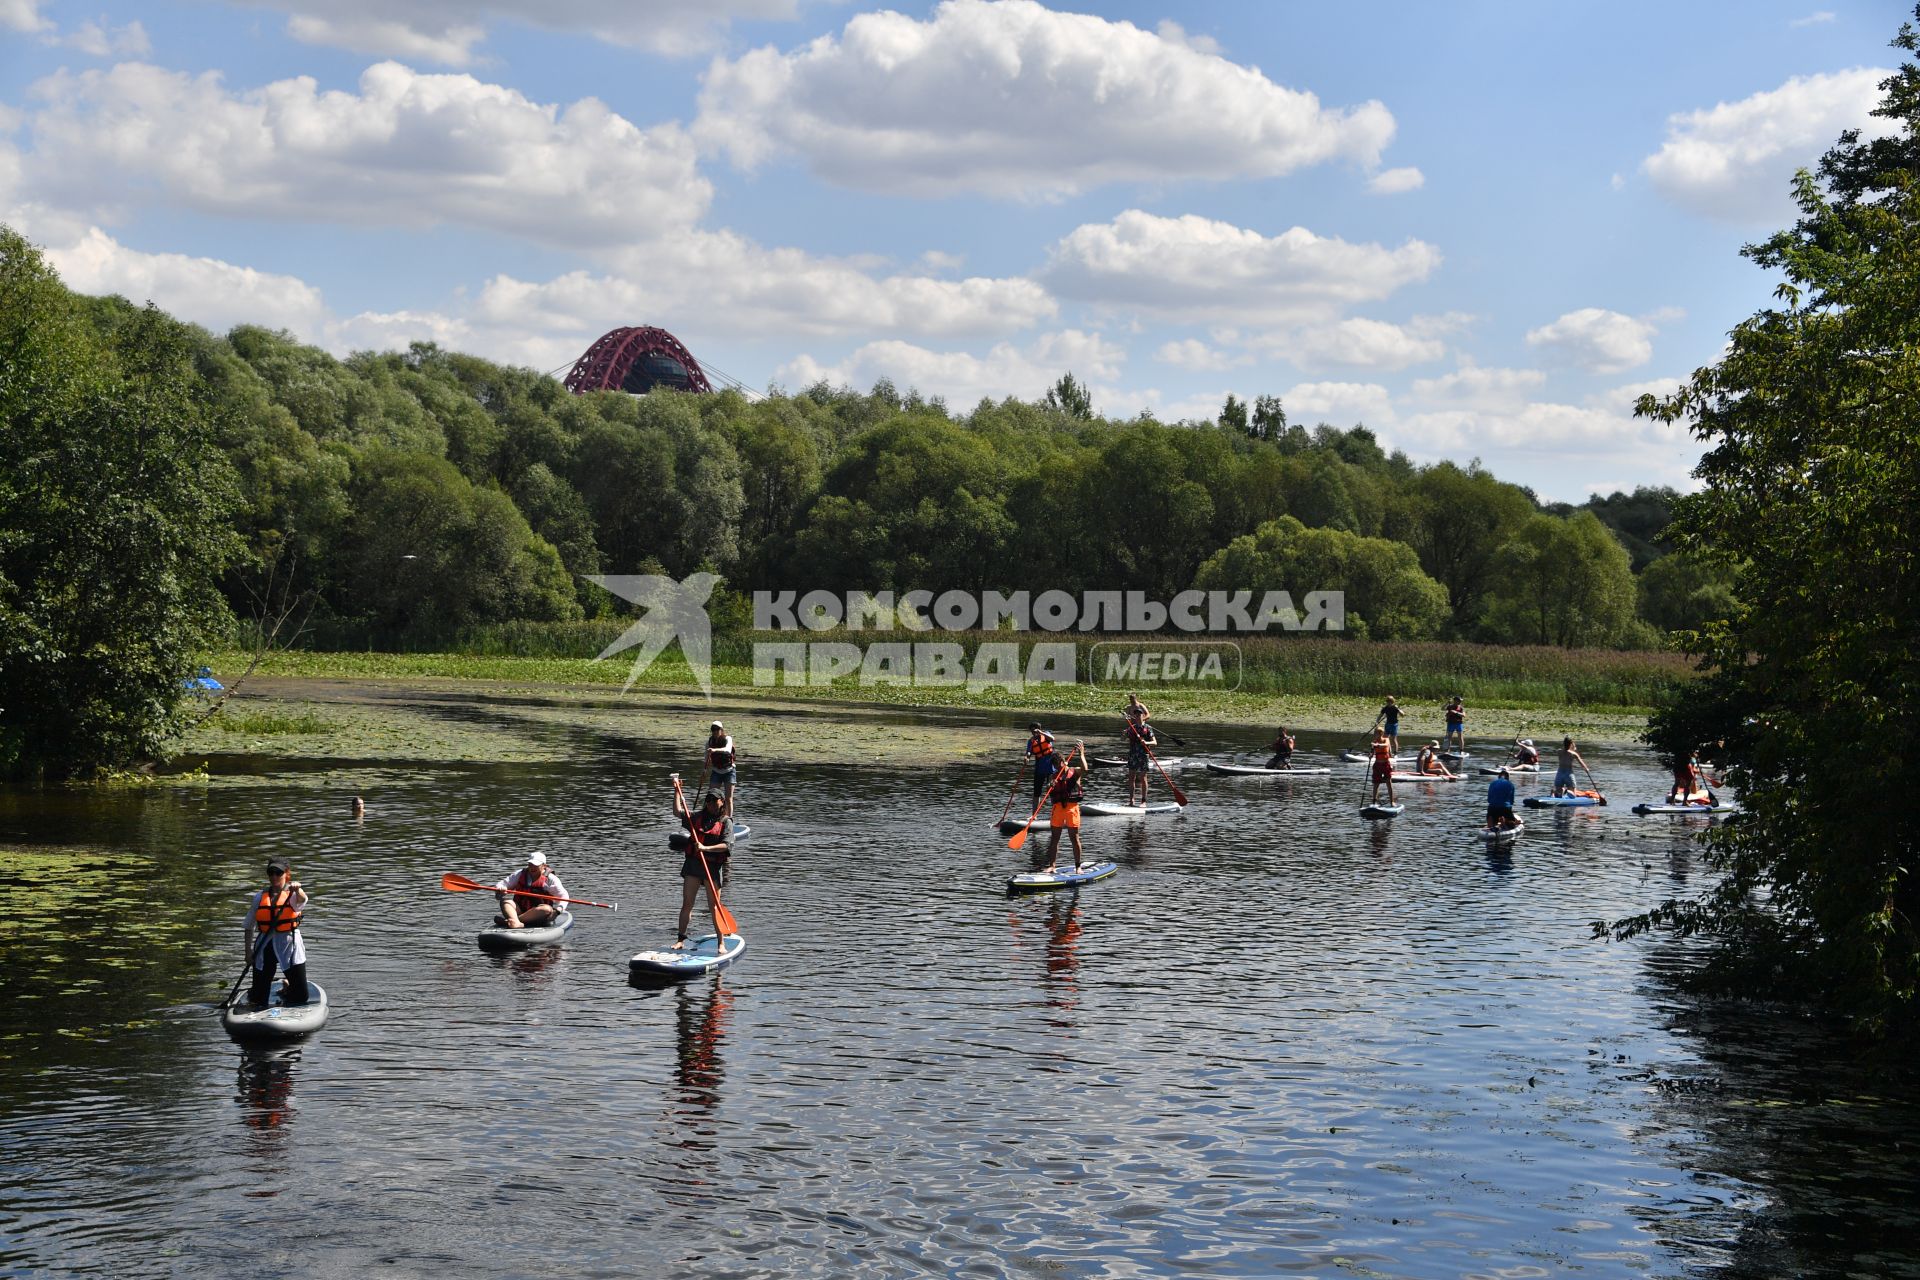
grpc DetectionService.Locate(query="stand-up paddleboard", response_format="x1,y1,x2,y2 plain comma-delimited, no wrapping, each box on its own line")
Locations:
669,824,751,850
999,816,1053,834
1478,765,1543,775
1359,803,1404,819
1440,751,1471,762
222,980,329,1042
629,932,745,980
1342,751,1403,764
477,910,574,951
1479,821,1524,845
1524,794,1606,808
1631,801,1737,815
1205,762,1333,776
1007,861,1118,894
1391,772,1465,782
1080,800,1182,818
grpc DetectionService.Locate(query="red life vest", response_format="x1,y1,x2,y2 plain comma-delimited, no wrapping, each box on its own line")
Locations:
509,867,552,909
707,736,735,769
254,886,302,932
691,812,728,848
1050,767,1084,804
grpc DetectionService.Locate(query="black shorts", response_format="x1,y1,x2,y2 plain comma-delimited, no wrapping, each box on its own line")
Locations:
680,853,729,881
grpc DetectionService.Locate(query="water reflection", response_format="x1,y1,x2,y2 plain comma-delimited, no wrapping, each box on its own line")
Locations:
671,980,731,1120
235,1047,299,1156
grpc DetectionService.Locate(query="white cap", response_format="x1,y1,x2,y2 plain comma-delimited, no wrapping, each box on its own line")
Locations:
711,721,723,730
526,851,547,866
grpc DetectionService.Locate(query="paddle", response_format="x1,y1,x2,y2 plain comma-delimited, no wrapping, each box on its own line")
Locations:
1126,719,1187,806
1008,742,1082,851
673,774,739,938
1579,759,1608,805
440,872,617,910
997,755,1028,825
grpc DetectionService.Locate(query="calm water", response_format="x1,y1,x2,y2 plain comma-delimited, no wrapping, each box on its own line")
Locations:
2,705,1916,1279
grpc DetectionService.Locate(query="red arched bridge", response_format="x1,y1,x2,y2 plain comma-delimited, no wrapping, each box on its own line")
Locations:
563,326,712,395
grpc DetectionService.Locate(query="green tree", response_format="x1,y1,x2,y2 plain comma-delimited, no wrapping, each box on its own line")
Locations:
1218,393,1249,435
1480,512,1637,646
0,226,241,778
1606,10,1920,1031
1635,550,1739,634
1043,372,1094,420
1388,461,1538,633
1193,515,1449,640
1251,394,1287,440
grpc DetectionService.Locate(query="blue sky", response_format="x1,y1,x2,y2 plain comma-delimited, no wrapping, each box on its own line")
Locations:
1,0,1907,500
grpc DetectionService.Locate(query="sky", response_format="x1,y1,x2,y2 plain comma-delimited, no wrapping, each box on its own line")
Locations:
0,0,1908,501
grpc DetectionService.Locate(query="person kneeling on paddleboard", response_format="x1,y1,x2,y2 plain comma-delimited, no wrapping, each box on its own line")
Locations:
1486,767,1519,831
1513,738,1540,767
1043,746,1088,875
494,851,568,930
1266,727,1295,770
246,858,311,1007
671,788,732,950
1026,723,1059,802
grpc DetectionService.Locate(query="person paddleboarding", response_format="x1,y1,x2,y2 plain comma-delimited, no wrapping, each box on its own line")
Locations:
493,851,569,930
670,782,733,950
244,858,311,1008
1266,727,1296,770
1123,693,1156,805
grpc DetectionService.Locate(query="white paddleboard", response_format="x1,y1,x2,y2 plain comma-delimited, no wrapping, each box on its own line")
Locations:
1007,861,1119,893
1205,762,1333,776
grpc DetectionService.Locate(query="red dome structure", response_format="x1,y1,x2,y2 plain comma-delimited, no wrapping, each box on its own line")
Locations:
564,326,712,395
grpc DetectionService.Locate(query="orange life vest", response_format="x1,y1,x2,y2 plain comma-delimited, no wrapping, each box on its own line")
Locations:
1029,734,1054,758
254,886,302,932
1371,740,1393,763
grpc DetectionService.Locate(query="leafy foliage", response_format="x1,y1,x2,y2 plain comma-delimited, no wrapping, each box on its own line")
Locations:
1608,9,1920,1033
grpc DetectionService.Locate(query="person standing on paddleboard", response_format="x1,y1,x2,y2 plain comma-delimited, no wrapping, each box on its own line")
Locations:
493,851,568,930
702,721,739,819
1444,696,1466,752
1552,736,1590,797
1123,693,1155,805
1042,744,1089,874
245,858,311,1008
670,786,732,950
1026,723,1059,803
1486,767,1519,831
1373,696,1402,759
1369,728,1397,807
1266,727,1296,770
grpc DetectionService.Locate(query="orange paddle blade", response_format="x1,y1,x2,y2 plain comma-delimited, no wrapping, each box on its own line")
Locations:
1007,825,1033,851
442,872,487,892
714,901,739,935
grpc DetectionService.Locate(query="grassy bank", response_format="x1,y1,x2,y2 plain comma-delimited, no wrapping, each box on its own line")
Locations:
231,628,1690,710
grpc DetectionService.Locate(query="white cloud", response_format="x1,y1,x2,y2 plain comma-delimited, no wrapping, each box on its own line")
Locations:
1643,67,1895,221
777,330,1125,405
62,18,151,56
1525,307,1661,374
1275,317,1445,370
24,61,711,247
1154,19,1221,57
1408,364,1546,406
45,226,331,336
1281,380,1395,427
695,0,1396,198
1043,210,1439,323
476,229,1056,340
239,1,799,64
1367,166,1424,195
0,0,50,33
1154,338,1247,372
1789,11,1836,27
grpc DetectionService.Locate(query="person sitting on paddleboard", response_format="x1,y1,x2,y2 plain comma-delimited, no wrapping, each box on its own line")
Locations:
703,721,739,818
1374,696,1401,758
1026,723,1059,802
1513,738,1540,767
1416,740,1456,778
1123,693,1155,805
1369,728,1397,807
1042,744,1088,874
245,857,311,1007
1444,696,1466,751
1553,736,1590,797
671,787,732,950
1486,767,1519,831
494,851,568,930
1266,727,1296,770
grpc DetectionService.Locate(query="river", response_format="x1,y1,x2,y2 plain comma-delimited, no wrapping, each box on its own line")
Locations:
1,702,1915,1278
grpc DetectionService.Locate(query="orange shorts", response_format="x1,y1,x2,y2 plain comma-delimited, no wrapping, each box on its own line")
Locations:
1050,802,1081,830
